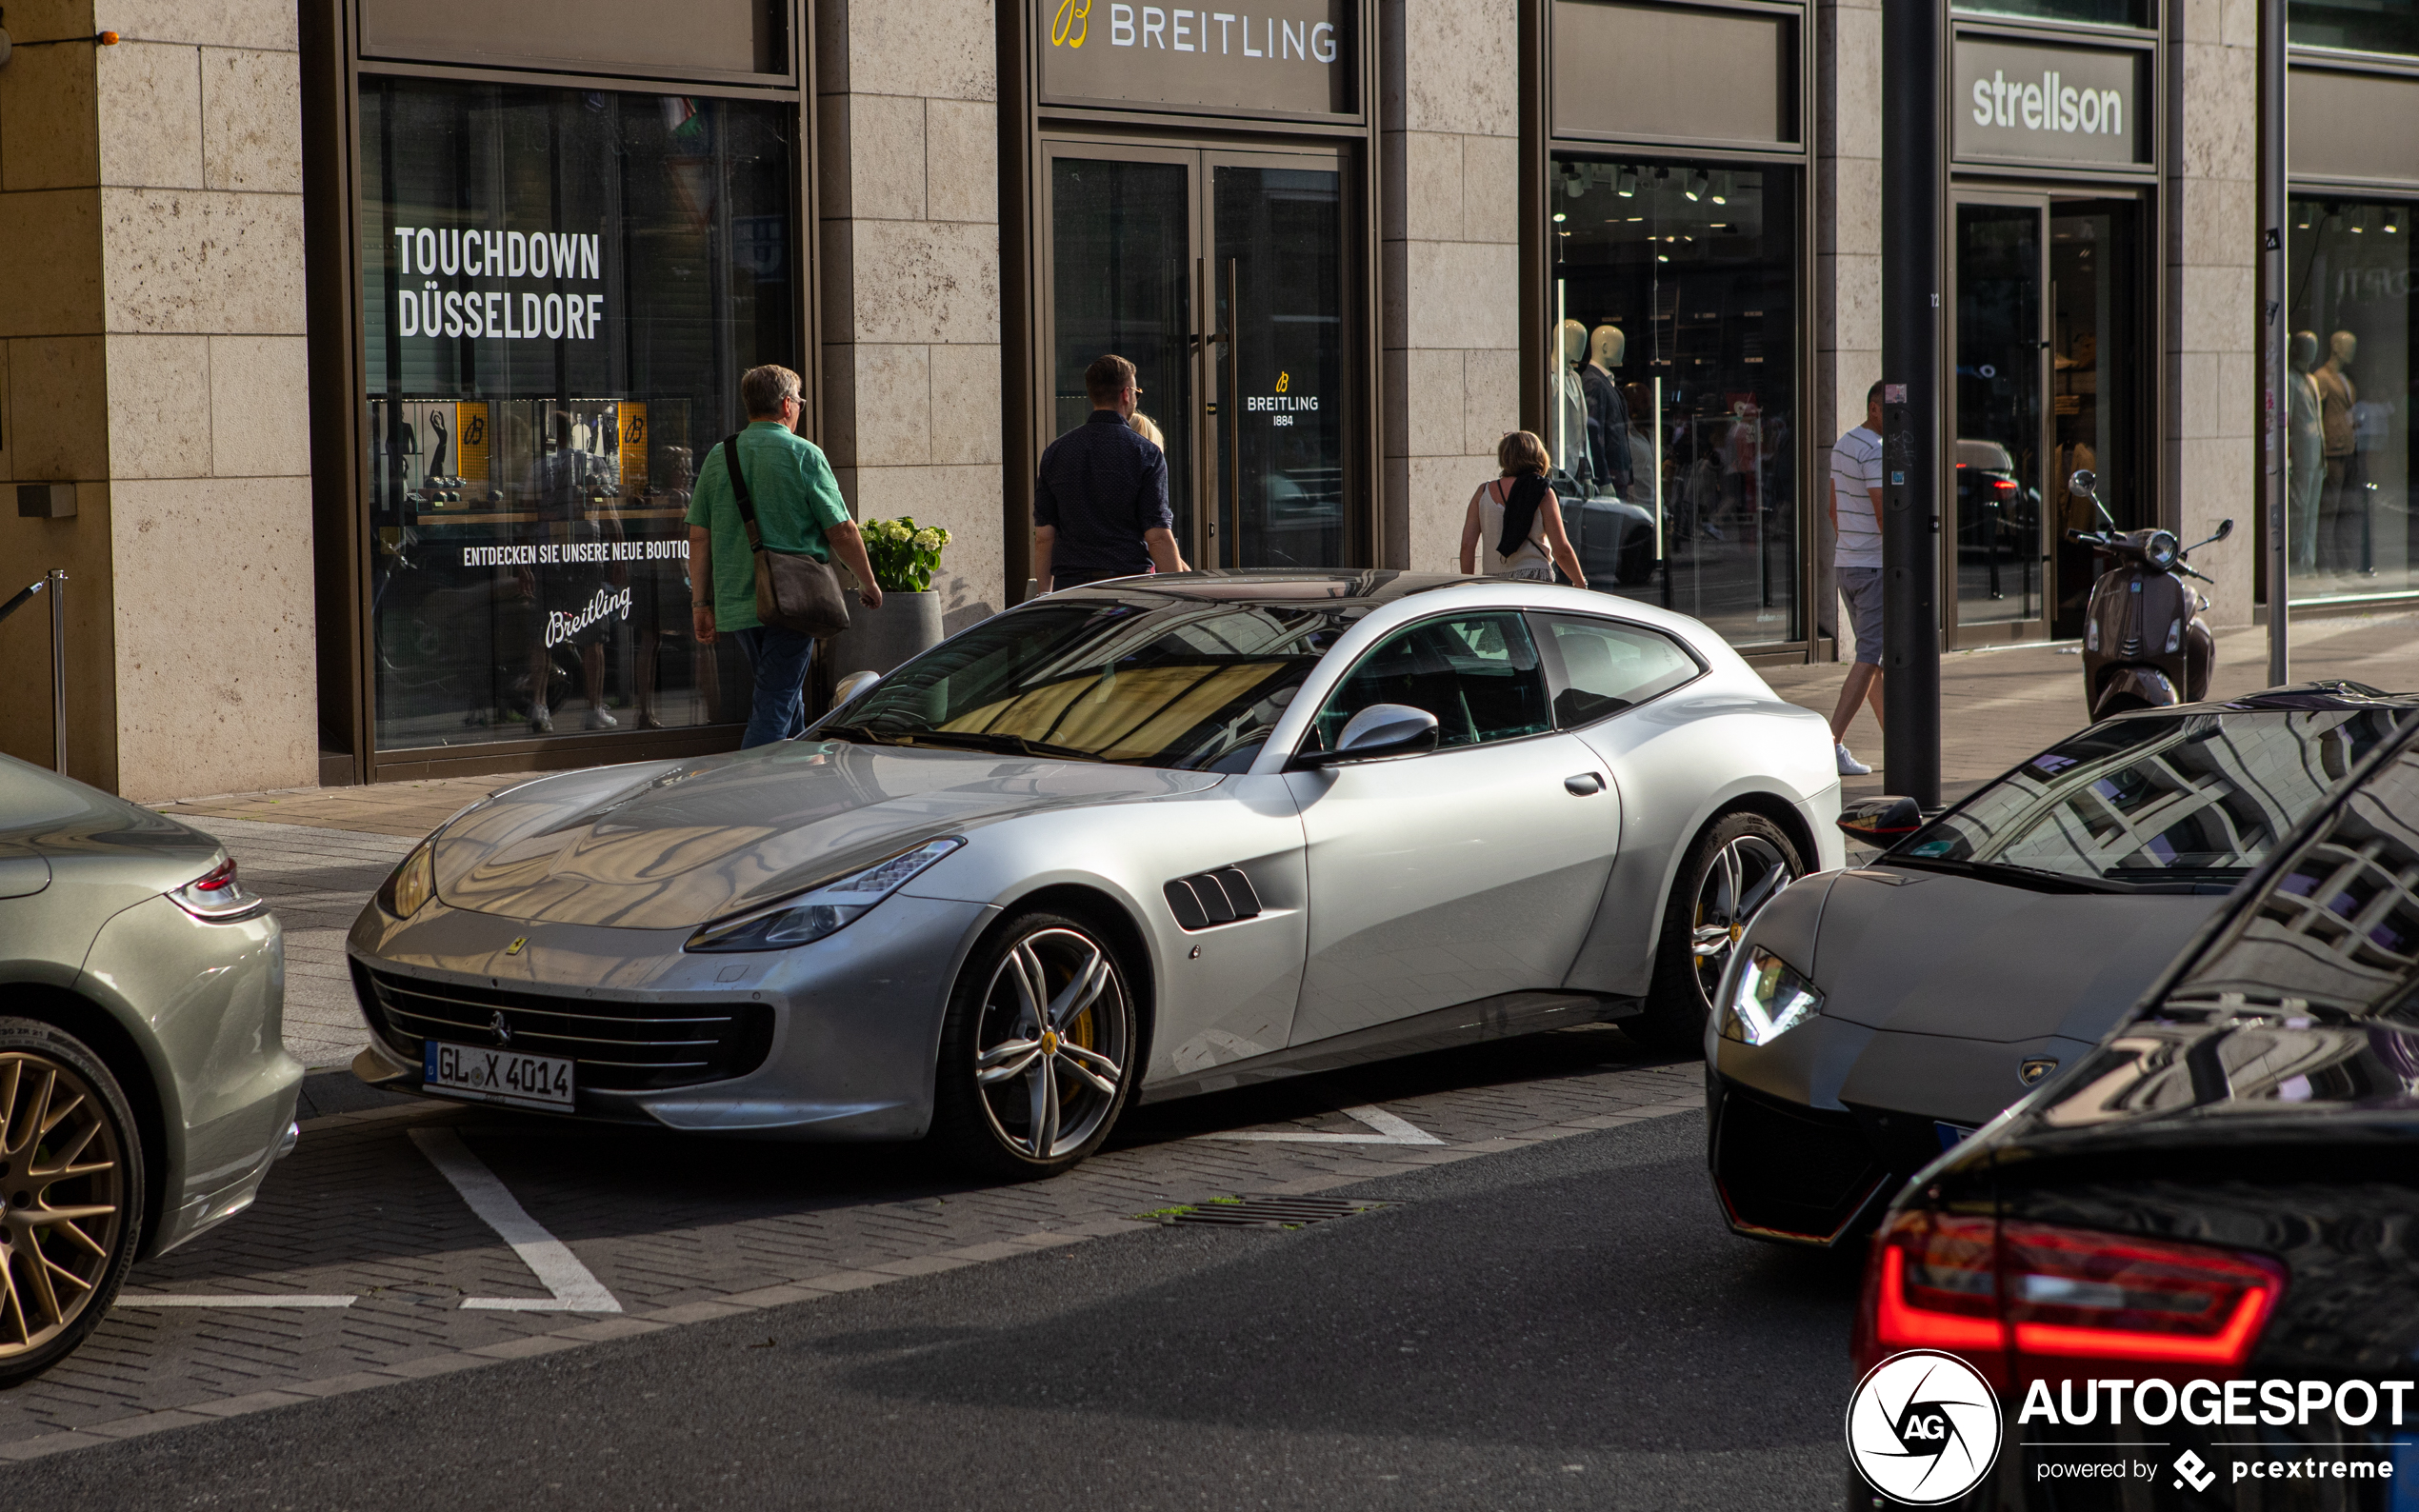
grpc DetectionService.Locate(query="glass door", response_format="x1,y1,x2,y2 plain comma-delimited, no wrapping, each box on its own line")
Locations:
1045,149,1198,550
1207,153,1350,569
2048,197,2144,639
1950,197,2050,647
1043,142,1357,574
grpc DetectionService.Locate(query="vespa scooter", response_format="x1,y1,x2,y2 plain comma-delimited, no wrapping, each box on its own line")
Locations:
2066,468,2232,721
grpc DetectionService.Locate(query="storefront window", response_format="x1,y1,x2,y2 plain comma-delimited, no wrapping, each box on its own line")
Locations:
1952,0,2149,28
1546,157,1800,647
2289,0,2418,55
2287,196,2416,603
360,79,797,749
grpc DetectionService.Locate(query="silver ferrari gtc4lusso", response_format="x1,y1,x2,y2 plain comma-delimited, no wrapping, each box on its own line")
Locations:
350,572,1841,1174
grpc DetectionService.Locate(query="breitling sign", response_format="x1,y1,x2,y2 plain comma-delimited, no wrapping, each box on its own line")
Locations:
1040,0,1353,117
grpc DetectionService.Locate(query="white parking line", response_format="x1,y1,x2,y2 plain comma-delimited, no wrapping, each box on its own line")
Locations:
409,1127,622,1313
1200,1104,1446,1146
117,1295,358,1307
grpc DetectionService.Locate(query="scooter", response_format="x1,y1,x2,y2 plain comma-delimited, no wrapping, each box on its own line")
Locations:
2065,468,2231,721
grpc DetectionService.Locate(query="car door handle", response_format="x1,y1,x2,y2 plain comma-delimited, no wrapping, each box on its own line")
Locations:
1565,773,1605,796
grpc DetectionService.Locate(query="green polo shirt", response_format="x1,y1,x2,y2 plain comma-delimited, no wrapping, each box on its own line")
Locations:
685,421,851,632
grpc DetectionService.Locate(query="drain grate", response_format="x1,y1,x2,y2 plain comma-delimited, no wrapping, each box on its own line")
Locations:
1130,1195,1384,1229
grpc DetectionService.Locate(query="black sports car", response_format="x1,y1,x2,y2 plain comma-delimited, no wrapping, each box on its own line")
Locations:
1850,706,2419,1508
1708,685,2417,1247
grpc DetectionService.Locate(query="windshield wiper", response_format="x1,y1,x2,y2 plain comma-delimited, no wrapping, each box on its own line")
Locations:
901,730,1104,762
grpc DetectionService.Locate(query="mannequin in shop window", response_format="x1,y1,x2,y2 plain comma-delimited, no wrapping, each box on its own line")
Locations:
1584,326,1632,500
524,412,622,734
1550,319,1594,488
2289,331,2325,573
2314,330,2365,575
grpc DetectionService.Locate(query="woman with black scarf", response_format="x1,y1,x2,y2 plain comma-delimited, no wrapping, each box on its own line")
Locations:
1458,430,1589,587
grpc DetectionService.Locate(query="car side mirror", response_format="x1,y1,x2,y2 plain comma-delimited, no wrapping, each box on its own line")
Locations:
832,669,882,708
2067,468,2097,500
1838,795,1924,843
1296,704,1440,767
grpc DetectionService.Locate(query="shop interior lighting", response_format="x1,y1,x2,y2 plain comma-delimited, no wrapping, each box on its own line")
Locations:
1684,172,1709,202
2388,209,2404,235
1616,169,1638,197
1710,172,1731,205
2350,206,2368,233
1564,169,1586,198
2295,205,2313,229
1552,211,1567,223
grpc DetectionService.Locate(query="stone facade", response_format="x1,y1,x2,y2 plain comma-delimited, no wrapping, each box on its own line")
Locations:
0,0,316,799
1815,0,1884,647
1380,0,1521,573
814,0,1006,634
2166,0,2259,626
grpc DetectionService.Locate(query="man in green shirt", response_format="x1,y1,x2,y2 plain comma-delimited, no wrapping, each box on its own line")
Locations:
686,365,882,746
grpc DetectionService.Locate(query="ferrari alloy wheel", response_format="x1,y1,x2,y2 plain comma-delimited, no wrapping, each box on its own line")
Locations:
0,1020,144,1388
1634,814,1805,1052
932,912,1138,1177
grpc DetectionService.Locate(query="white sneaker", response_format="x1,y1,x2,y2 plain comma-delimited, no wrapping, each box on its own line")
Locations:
1836,744,1872,776
529,706,552,734
585,707,620,731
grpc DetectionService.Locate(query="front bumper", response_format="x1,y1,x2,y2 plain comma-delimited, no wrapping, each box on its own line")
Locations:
346,891,995,1141
1709,1012,2095,1246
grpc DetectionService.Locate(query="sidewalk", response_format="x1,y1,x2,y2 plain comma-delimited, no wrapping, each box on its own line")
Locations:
154,607,2419,1068
1763,608,2419,805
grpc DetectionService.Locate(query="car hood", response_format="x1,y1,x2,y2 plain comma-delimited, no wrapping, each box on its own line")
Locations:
1811,866,2226,1045
429,739,1221,930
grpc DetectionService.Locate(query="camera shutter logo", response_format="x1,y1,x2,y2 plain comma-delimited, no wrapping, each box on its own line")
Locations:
1846,1349,2003,1503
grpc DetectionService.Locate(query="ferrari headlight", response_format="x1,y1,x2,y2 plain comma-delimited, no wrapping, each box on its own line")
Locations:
1720,946,1824,1045
379,844,435,920
685,838,963,953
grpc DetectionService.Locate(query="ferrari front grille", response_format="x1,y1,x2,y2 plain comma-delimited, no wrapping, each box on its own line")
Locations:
350,962,774,1093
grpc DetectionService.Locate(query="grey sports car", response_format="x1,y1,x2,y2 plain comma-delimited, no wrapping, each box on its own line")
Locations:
0,755,304,1384
350,571,1842,1174
1707,684,2417,1246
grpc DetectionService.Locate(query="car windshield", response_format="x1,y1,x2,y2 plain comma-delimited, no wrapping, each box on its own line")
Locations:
822,595,1364,770
1893,706,2412,887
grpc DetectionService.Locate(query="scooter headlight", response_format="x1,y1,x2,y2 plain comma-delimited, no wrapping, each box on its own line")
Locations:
1720,946,1824,1046
2144,530,2179,570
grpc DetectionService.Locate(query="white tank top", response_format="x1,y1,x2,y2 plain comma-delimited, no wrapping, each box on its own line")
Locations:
1477,478,1553,575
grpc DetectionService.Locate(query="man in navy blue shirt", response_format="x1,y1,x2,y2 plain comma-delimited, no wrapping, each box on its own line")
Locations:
1034,354,1189,590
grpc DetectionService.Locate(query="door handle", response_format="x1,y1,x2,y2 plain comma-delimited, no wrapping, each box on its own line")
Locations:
1565,773,1606,796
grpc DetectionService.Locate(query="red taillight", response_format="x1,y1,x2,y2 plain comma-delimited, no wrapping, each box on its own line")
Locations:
1856,1211,2284,1381
190,859,239,893
2001,1222,2283,1367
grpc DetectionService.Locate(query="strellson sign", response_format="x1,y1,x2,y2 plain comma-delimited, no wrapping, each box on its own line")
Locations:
1953,36,2149,168
1040,0,1353,117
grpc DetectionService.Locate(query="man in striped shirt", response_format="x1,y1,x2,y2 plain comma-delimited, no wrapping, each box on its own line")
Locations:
1829,382,1887,776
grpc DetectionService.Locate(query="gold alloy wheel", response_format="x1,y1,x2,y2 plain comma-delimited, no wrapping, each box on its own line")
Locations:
0,1051,126,1359
971,927,1131,1162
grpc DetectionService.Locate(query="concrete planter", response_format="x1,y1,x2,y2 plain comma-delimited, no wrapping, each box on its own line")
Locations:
827,590,942,680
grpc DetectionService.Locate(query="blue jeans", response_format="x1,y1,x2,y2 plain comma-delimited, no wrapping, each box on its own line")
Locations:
733,625,816,747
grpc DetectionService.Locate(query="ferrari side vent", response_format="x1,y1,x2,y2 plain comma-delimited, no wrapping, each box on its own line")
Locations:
1164,867,1263,930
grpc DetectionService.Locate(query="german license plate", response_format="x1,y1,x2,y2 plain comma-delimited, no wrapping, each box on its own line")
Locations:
423,1041,574,1112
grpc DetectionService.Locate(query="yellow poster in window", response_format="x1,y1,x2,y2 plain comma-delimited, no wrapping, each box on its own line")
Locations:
454,401,490,482
616,401,649,492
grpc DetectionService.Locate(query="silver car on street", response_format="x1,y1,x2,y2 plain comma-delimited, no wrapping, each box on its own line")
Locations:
350,572,1842,1174
0,756,303,1385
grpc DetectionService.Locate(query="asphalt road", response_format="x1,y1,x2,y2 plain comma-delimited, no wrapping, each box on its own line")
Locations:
7,1112,1863,1511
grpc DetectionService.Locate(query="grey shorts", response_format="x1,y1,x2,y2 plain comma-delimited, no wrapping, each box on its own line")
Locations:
1837,567,1885,666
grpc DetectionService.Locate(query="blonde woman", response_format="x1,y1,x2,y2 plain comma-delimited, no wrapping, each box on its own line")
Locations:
1128,412,1165,450
1460,430,1588,587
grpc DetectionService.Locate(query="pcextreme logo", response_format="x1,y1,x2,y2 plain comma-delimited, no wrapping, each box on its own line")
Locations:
1052,0,1091,46
1847,1350,2004,1504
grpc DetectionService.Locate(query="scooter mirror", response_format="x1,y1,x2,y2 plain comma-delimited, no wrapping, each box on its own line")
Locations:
2212,518,2234,542
2068,468,2098,500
